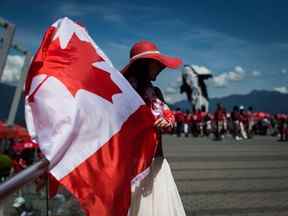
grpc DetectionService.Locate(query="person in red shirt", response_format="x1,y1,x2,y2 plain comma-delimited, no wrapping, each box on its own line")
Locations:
195,109,204,137
214,103,226,140
231,106,242,140
191,106,199,137
203,112,212,137
277,114,288,141
239,106,248,139
285,115,288,141
183,110,191,137
246,106,255,138
174,108,184,137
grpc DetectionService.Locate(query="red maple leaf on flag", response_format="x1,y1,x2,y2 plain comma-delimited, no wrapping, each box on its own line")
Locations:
27,29,121,103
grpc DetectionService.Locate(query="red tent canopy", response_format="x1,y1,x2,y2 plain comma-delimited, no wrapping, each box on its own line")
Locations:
12,125,30,140
254,112,269,120
0,123,31,140
0,121,8,138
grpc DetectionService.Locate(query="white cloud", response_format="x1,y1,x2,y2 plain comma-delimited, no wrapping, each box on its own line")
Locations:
178,64,243,88
165,87,177,94
274,86,288,94
164,77,182,98
228,66,245,81
281,68,287,75
211,65,245,88
165,75,182,91
227,71,243,81
184,64,227,88
191,65,213,76
163,93,186,104
251,70,261,77
212,73,228,88
235,66,245,74
176,76,182,83
2,55,25,83
164,95,173,103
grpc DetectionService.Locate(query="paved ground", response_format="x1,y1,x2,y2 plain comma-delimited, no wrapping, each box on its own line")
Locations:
2,135,288,215
163,135,288,216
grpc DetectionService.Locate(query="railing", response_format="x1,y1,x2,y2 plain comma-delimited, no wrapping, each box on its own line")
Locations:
0,159,85,215
0,159,49,215
0,159,49,201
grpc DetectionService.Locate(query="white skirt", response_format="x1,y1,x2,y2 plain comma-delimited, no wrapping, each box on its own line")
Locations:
130,157,186,216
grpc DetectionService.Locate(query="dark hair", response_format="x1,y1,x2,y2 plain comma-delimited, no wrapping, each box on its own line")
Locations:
233,106,239,112
201,105,206,112
126,58,165,79
125,59,151,80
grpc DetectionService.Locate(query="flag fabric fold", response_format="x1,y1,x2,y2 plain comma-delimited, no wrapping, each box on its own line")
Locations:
25,17,158,216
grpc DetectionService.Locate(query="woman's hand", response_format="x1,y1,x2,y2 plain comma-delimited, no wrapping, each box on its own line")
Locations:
154,117,172,130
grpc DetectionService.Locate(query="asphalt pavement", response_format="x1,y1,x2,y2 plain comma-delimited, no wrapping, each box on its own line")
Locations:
163,134,288,216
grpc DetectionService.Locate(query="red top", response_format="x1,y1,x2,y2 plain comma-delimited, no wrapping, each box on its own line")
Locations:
174,111,185,123
240,112,249,124
196,111,204,122
214,110,226,121
231,111,240,121
182,113,191,124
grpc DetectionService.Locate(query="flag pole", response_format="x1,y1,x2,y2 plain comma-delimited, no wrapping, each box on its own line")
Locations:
0,158,49,202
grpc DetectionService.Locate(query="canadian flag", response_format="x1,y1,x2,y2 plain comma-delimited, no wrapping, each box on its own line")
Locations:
25,17,158,216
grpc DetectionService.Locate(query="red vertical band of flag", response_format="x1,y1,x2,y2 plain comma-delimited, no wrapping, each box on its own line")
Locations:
61,105,157,215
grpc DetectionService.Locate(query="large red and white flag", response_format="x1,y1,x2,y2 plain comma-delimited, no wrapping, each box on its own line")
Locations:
25,17,158,216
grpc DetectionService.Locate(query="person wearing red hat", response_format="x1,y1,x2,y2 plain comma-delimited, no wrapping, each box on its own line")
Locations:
121,40,186,216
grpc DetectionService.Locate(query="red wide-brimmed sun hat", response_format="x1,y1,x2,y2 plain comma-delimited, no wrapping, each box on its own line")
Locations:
121,40,182,75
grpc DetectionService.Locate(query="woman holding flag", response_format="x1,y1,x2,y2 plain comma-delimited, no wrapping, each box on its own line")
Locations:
121,40,186,216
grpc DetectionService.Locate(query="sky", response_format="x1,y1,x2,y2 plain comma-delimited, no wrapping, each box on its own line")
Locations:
1,0,288,102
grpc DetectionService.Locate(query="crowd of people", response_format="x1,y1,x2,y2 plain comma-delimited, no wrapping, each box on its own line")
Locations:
172,104,288,141
0,122,38,183
0,122,38,215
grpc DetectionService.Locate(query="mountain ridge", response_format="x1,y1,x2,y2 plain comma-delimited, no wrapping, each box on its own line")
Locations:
172,90,288,113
